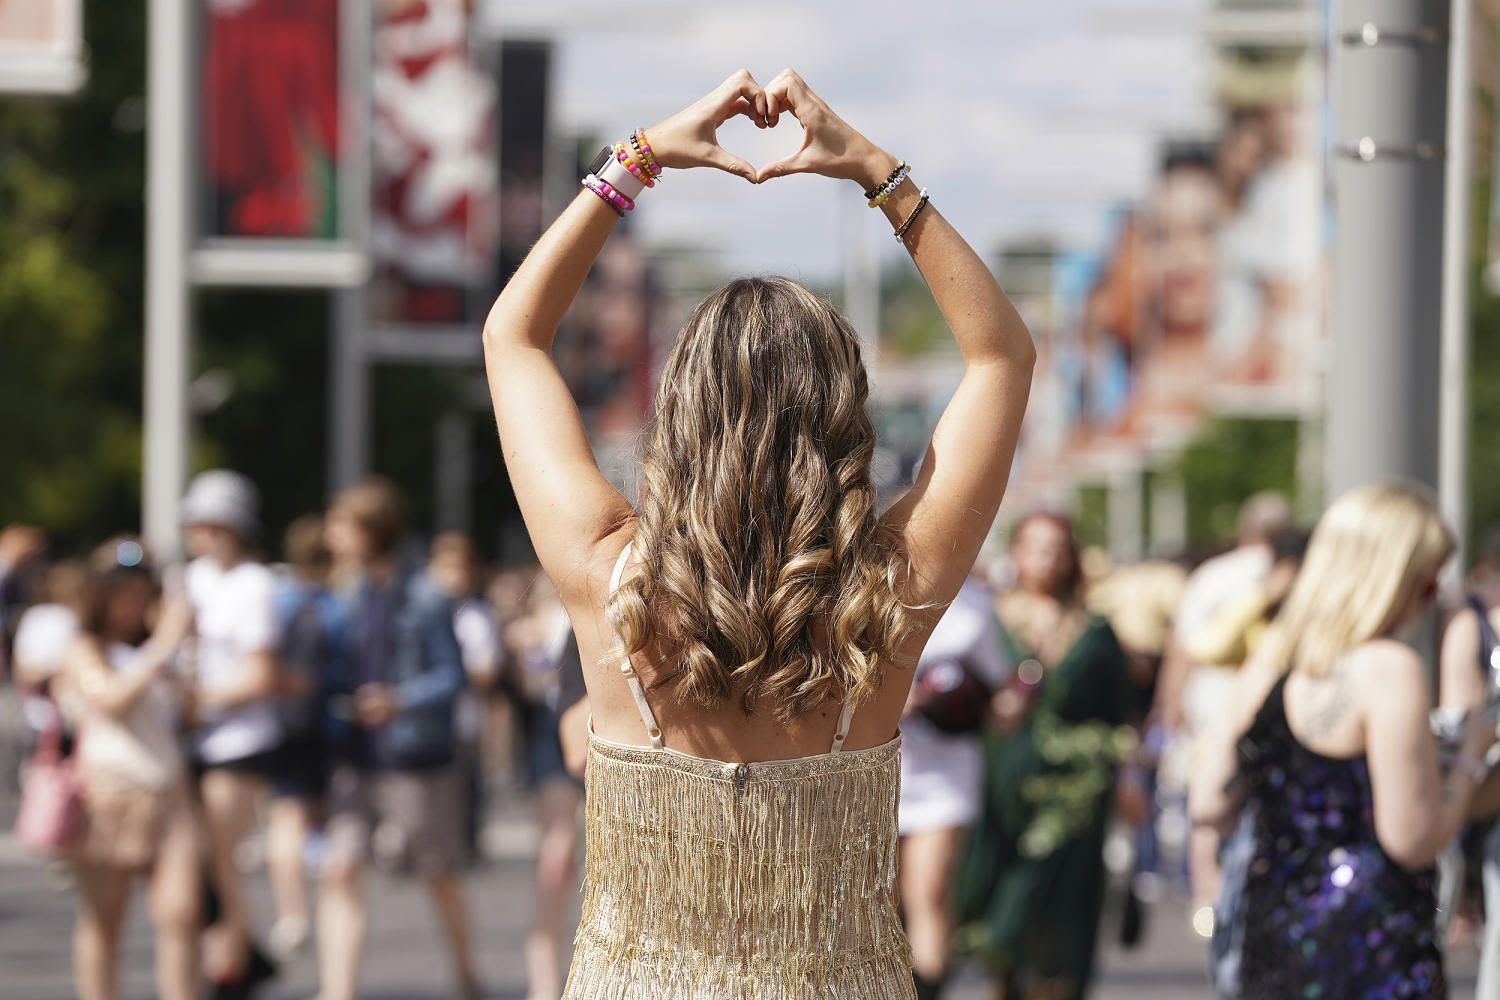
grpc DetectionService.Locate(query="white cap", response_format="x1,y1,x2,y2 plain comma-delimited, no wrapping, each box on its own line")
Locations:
181,470,260,540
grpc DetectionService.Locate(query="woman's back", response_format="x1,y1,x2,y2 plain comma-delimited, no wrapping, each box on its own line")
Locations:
1240,671,1443,1000
564,542,915,999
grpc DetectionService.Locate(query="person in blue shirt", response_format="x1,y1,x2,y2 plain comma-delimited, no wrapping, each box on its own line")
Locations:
316,478,478,1000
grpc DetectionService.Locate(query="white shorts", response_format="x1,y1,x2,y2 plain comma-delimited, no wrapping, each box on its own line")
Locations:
898,715,981,836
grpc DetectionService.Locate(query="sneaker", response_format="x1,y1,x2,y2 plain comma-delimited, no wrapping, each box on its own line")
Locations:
268,915,311,960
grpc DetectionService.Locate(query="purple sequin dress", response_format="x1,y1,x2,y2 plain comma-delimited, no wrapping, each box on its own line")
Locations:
1238,675,1444,1000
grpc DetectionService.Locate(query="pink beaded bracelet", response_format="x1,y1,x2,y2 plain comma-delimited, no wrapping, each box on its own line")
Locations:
614,142,655,188
582,174,633,216
632,128,663,178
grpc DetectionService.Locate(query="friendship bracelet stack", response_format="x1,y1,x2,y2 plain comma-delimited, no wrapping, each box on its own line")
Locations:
582,127,662,217
867,159,931,242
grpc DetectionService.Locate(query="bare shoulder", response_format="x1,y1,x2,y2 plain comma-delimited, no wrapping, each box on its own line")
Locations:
1346,639,1429,705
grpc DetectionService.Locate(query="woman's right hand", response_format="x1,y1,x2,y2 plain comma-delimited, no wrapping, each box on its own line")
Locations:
756,69,897,191
644,70,770,183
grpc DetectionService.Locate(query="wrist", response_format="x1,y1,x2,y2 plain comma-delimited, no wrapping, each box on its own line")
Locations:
853,146,899,192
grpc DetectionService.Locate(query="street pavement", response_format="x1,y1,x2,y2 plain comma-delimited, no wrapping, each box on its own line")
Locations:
0,807,1480,1000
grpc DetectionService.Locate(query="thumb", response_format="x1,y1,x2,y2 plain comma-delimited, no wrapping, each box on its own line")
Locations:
755,151,810,182
705,144,758,183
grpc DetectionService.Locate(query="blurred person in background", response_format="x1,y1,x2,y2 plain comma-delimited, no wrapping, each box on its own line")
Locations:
180,470,283,994
1179,525,1307,998
1152,492,1290,888
899,577,1011,1000
1190,483,1493,1000
318,478,478,1000
1,523,49,670
1439,526,1500,1000
486,564,541,794
427,531,503,861
956,513,1132,1000
504,573,584,1000
64,562,198,1000
263,514,347,959
1085,553,1188,943
11,559,90,747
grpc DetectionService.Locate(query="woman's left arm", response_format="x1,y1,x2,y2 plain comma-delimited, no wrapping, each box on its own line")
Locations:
482,72,768,594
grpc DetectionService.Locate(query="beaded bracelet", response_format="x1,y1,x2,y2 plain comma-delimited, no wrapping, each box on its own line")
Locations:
863,160,908,201
868,162,910,208
894,188,930,241
632,128,663,178
614,142,655,188
582,174,633,216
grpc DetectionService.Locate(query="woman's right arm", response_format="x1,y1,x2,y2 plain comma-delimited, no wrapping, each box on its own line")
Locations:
67,600,191,717
756,71,1036,612
1363,640,1495,869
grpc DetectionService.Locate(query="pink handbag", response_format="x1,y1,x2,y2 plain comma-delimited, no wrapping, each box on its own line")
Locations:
14,721,86,855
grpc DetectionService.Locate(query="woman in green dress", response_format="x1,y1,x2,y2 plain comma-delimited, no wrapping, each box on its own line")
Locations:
957,512,1133,1000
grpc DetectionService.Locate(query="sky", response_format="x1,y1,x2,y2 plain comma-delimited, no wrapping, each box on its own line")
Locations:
480,0,1217,283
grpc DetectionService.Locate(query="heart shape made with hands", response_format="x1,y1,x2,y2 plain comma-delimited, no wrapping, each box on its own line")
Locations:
715,113,803,184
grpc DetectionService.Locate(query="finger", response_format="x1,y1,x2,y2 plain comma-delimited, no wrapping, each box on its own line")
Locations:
704,144,758,184
766,89,782,129
718,97,761,128
756,150,812,182
764,76,805,124
723,69,768,125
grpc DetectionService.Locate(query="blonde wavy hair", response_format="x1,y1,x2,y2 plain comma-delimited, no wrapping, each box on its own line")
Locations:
608,277,921,719
1258,482,1453,678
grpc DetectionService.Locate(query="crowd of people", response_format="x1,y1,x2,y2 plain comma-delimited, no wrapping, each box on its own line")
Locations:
0,473,586,1000
13,474,1500,1000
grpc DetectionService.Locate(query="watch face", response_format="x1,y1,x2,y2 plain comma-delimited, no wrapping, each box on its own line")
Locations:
588,146,614,177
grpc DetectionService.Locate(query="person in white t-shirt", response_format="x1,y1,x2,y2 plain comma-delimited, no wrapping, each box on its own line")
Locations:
179,470,283,991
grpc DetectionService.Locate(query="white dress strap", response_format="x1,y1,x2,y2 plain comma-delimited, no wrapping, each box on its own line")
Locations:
608,541,663,750
830,697,857,754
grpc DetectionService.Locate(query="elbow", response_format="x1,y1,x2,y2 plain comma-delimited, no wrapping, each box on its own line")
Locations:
1376,825,1441,872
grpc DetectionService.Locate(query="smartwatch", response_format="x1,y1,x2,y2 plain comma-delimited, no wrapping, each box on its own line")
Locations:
587,145,646,201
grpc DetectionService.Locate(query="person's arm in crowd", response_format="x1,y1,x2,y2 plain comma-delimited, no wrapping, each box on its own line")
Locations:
1187,653,1281,830
1438,604,1487,713
483,71,767,599
1362,639,1496,870
67,599,192,717
394,592,467,712
1183,586,1268,668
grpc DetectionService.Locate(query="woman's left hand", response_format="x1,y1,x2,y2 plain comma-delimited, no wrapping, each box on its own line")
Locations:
644,70,769,183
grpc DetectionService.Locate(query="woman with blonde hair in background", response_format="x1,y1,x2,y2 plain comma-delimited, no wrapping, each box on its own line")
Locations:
483,69,1034,998
65,563,198,1000
1191,482,1496,1000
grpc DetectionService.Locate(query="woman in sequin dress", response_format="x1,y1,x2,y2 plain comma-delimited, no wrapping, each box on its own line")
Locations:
481,70,1036,999
1190,483,1497,1000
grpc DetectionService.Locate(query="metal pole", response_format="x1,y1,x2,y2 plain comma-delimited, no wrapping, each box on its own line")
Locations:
1440,0,1473,577
142,0,191,560
328,287,369,494
1326,0,1450,496
843,199,880,391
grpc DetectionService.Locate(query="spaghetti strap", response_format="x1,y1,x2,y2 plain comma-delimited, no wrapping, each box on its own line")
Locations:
830,698,856,754
607,541,664,750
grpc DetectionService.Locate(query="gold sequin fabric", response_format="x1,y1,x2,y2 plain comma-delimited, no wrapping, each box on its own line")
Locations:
563,732,916,1000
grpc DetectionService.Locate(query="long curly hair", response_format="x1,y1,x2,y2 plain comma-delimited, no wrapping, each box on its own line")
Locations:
608,277,920,720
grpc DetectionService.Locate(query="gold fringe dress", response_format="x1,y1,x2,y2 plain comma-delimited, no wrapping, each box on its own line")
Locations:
562,543,916,1000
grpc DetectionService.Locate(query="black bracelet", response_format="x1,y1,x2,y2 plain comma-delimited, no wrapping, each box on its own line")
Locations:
864,159,907,201
894,189,930,241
